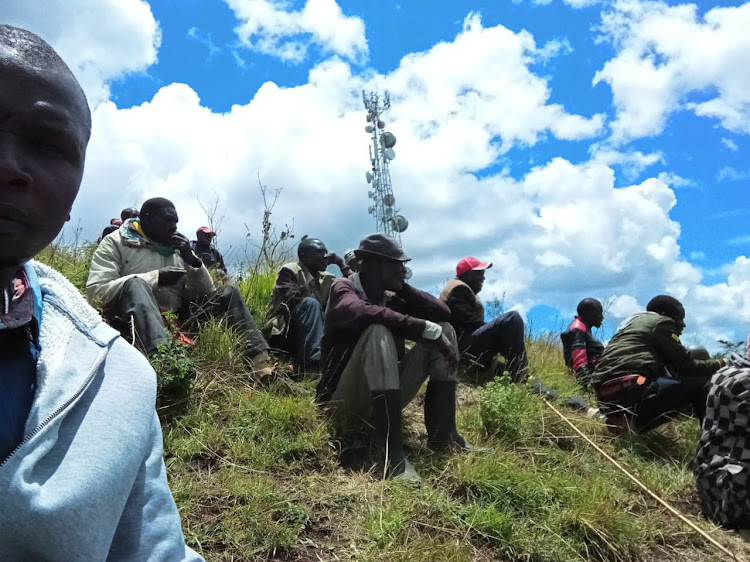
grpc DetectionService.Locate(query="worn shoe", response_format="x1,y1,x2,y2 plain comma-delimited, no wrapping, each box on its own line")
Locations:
393,458,421,483
529,378,559,400
248,351,275,379
566,396,588,410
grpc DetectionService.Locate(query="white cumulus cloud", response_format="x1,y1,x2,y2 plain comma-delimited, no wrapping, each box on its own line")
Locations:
595,0,750,142
226,0,368,63
3,0,160,106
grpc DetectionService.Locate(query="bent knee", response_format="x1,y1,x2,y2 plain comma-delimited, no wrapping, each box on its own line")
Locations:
362,324,393,339
438,322,457,340
298,296,323,310
121,276,153,295
505,310,524,330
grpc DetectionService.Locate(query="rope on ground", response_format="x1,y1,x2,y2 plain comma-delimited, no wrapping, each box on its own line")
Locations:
541,399,740,561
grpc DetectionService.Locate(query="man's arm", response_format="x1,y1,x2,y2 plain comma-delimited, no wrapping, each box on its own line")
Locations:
85,235,159,307
444,285,483,332
654,320,723,377
107,411,203,561
271,267,304,309
216,250,228,275
326,280,426,342
568,328,592,377
393,283,451,323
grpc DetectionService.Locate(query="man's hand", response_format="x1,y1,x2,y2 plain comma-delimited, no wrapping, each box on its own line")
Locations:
170,233,201,267
158,267,186,286
326,252,346,268
434,333,460,367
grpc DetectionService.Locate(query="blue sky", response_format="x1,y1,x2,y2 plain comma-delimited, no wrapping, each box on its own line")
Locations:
8,0,750,347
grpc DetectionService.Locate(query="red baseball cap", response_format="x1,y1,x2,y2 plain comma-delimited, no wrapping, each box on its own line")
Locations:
456,257,492,276
196,226,216,237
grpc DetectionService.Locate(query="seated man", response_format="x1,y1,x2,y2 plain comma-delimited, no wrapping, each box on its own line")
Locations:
343,249,359,273
593,295,723,434
317,234,469,481
694,357,750,529
98,218,122,243
267,238,350,371
190,226,228,275
440,257,528,382
561,298,605,387
121,206,139,221
0,25,200,559
86,197,273,376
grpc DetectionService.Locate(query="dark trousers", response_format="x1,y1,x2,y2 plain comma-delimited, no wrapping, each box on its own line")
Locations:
270,297,324,370
460,311,528,381
106,277,269,358
601,376,711,433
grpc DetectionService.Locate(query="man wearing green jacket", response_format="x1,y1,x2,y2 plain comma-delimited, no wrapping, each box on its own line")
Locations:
593,295,724,434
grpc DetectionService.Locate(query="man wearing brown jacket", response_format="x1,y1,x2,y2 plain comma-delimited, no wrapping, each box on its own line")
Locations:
317,234,469,481
440,257,528,382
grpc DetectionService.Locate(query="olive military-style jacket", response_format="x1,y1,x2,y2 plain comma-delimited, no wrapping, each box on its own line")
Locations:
592,312,721,387
266,261,334,337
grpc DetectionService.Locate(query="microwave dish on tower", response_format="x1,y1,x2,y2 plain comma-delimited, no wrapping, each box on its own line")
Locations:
361,89,409,251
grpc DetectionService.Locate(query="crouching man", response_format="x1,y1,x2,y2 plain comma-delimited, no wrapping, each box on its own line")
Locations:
317,235,471,481
593,295,723,434
0,25,201,559
86,197,273,376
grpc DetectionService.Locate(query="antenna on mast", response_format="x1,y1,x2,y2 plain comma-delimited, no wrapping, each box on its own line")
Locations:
362,90,409,246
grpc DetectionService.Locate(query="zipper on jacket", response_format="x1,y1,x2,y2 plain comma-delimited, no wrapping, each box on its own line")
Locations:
0,298,109,469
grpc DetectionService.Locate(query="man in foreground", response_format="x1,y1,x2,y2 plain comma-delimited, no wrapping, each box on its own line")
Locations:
318,234,470,481
561,298,605,387
190,226,228,275
0,24,201,559
440,257,528,383
267,238,351,372
86,197,273,376
593,295,723,434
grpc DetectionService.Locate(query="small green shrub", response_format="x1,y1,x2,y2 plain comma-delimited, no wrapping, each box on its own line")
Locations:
479,376,546,444
150,339,196,402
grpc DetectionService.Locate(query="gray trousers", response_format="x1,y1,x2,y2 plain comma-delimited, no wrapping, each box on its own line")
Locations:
329,322,458,424
106,277,269,358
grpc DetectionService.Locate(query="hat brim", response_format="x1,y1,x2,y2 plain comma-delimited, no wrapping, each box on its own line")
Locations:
354,249,411,262
472,262,492,270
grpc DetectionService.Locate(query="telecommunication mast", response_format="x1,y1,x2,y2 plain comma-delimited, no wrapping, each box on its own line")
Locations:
362,90,408,244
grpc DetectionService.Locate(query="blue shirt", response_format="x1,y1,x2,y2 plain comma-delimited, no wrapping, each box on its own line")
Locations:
0,265,42,462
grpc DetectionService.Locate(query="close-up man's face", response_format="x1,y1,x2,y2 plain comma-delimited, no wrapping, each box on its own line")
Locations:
464,270,486,294
381,258,407,292
143,206,179,244
302,240,328,272
0,49,89,269
591,304,604,328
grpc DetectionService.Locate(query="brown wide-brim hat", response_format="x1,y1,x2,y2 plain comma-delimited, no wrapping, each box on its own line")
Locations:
354,233,410,262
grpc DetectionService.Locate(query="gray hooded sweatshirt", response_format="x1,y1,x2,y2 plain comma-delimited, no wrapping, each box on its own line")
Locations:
0,262,202,561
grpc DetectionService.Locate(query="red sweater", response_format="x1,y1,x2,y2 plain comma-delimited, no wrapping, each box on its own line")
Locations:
317,277,451,402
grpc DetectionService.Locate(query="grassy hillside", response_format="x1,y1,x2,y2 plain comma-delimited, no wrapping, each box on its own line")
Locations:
35,247,750,562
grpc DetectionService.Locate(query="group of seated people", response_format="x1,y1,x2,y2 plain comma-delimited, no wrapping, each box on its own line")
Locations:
85,204,531,481
560,295,750,529
2,23,749,560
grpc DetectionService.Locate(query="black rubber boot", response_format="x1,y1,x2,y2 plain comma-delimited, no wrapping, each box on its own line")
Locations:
371,391,420,481
425,381,470,451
